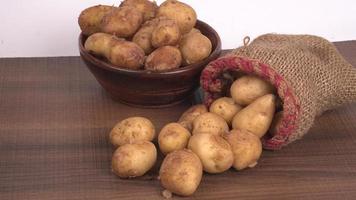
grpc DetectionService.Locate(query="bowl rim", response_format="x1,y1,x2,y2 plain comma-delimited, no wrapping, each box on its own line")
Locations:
79,19,222,77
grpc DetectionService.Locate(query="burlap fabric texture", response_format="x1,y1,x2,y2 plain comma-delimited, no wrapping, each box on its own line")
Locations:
200,34,356,150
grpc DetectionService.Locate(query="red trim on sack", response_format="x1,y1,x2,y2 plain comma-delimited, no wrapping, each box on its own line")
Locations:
260,63,270,79
274,74,282,88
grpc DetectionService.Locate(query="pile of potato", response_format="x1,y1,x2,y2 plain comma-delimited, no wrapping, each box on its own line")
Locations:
108,75,283,197
79,0,213,71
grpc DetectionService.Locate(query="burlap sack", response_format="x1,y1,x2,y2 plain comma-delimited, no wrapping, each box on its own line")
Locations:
200,34,356,150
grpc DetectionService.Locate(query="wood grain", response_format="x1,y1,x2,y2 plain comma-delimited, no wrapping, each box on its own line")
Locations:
1,41,356,200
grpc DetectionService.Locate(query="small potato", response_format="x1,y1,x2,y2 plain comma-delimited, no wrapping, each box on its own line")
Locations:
188,133,233,173
112,141,157,178
269,111,283,136
185,28,201,35
158,123,191,155
132,18,160,54
159,149,203,196
157,0,197,34
179,32,212,65
84,33,122,58
179,28,200,43
192,112,229,135
110,117,155,146
101,6,143,38
145,46,182,71
230,75,275,106
109,40,145,70
151,18,181,48
209,97,242,125
178,104,208,131
224,129,262,170
78,5,113,36
120,0,157,22
232,94,276,138
85,34,144,70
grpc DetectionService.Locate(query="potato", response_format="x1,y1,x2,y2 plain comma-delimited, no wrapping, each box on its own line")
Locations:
109,39,145,70
192,112,229,135
224,129,262,170
185,28,201,35
132,18,159,54
179,32,212,64
159,149,202,196
230,75,275,106
209,97,242,125
85,34,145,70
101,6,143,38
112,141,157,178
232,94,276,138
151,18,181,48
157,0,197,34
188,133,233,173
110,117,155,146
178,104,208,131
145,46,182,71
120,0,157,22
269,111,283,136
78,5,113,36
84,33,119,58
158,123,191,155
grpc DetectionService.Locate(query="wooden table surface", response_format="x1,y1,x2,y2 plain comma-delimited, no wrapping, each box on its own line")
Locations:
1,41,356,200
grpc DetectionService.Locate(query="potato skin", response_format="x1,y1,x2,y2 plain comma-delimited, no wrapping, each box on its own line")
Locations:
78,5,113,36
188,133,234,173
120,0,157,22
109,40,145,70
159,149,203,196
192,112,229,135
232,94,276,138
85,33,144,70
230,75,275,106
84,33,119,58
209,97,242,125
185,28,201,35
132,18,159,54
145,46,182,71
179,32,212,65
224,130,262,170
151,18,181,48
178,104,208,131
157,0,197,34
112,141,157,178
101,6,143,38
158,123,191,155
110,117,155,146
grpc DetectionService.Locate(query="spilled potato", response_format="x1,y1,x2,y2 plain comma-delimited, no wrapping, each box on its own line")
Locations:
178,104,208,131
232,94,276,138
112,141,157,178
159,149,203,196
224,129,262,170
158,123,191,155
110,117,155,146
231,75,274,106
209,97,242,125
188,133,233,173
192,112,229,135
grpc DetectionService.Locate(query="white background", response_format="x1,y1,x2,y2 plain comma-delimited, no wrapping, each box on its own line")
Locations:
1,0,356,58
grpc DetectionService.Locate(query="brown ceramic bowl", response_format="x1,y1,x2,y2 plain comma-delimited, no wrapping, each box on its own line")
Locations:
79,20,221,108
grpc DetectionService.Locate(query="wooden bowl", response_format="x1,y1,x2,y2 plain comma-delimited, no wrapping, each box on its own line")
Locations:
79,20,221,108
